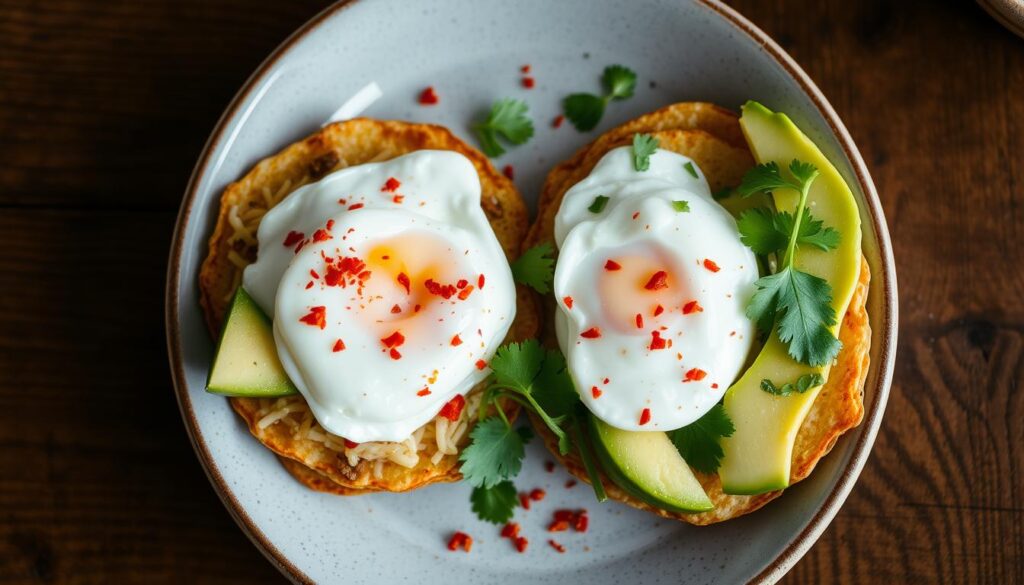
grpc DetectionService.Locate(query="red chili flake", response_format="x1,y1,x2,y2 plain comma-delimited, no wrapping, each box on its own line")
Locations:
519,493,531,510
395,272,410,294
475,359,487,370
580,327,602,339
514,537,529,553
632,211,640,220
545,461,555,473
563,296,574,309
552,114,565,128
703,259,720,272
565,479,577,488
604,259,622,271
294,240,306,254
325,219,335,231
548,540,566,553
343,438,359,449
418,86,439,105
390,304,402,314
591,386,602,399
711,383,719,389
382,177,401,192
456,279,469,289
653,304,665,317
644,270,669,290
392,194,404,204
425,278,458,300
348,202,364,211
553,509,574,522
381,330,405,348
457,285,475,300
389,348,402,360
447,531,472,552
478,274,485,289
414,304,422,313
502,164,515,180
299,306,327,329
337,198,347,205
573,512,589,532
451,334,463,346
283,231,305,247
548,519,569,532
639,408,652,426
635,313,644,329
438,394,466,421
684,368,708,382
417,387,431,397
332,339,346,352
522,77,535,89
309,269,320,279
501,522,521,539
305,281,314,289
649,330,667,350
521,64,531,74
682,300,703,314
529,488,546,501
603,377,609,384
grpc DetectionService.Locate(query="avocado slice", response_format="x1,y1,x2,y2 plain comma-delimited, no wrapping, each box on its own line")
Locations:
589,415,713,513
718,101,862,495
207,287,299,398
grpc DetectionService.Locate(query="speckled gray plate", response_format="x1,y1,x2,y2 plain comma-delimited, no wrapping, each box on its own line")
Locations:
166,1,898,583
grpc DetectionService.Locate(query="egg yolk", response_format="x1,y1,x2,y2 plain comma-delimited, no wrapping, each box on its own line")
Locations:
596,244,689,334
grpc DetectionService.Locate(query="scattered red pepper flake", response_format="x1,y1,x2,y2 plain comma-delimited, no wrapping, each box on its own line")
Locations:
283,231,305,247
565,479,577,488
348,202,364,211
682,300,703,314
644,270,669,290
591,386,603,399
522,77,535,89
603,377,609,384
305,281,314,290
332,339,346,352
438,394,466,421
390,304,402,314
456,279,469,289
604,259,621,271
545,460,555,473
548,540,566,553
309,269,320,279
451,334,463,347
343,438,359,449
417,387,431,397
475,359,487,370
519,493,531,510
447,531,472,552
381,330,405,348
325,219,335,231
457,285,475,300
299,306,327,329
392,194,404,204
635,313,644,329
418,86,439,105
521,64,531,74
684,368,708,382
478,274,485,289
552,114,565,128
529,488,546,501
392,273,409,295
425,278,458,300
632,211,640,220
382,177,401,192
649,330,667,350
580,327,601,339
654,304,665,317
389,348,402,360
639,408,652,426
514,537,529,553
501,522,520,539
563,296,574,309
711,383,719,389
548,519,569,532
703,259,720,272
337,198,347,205
573,511,589,532
502,164,515,180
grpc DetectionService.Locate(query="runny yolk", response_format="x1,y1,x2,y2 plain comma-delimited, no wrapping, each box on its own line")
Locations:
595,248,686,334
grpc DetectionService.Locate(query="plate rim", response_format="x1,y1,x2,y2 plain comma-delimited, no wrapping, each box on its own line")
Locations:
164,1,898,583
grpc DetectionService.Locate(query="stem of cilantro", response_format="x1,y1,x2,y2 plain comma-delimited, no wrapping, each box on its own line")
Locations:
487,385,569,445
780,169,819,269
570,424,608,502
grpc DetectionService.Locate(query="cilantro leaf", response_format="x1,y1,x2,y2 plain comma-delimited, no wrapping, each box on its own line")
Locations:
563,93,606,132
602,65,637,100
760,373,825,397
511,243,555,294
533,349,580,420
736,162,793,197
746,267,842,366
668,404,735,474
588,195,610,213
470,481,518,524
737,207,790,255
683,161,699,178
473,99,534,157
458,418,532,488
788,159,820,185
632,134,658,171
671,200,691,213
489,341,545,393
794,213,841,251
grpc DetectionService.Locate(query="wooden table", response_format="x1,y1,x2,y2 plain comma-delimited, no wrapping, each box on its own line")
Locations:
1,0,1020,582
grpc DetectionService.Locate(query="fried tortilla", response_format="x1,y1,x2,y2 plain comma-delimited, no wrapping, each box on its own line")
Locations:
524,102,871,524
199,119,537,493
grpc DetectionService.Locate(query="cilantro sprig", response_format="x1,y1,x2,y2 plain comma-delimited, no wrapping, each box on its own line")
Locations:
563,65,637,131
474,98,534,157
760,373,825,397
511,243,555,294
667,404,735,474
736,160,842,367
631,133,658,171
459,341,607,524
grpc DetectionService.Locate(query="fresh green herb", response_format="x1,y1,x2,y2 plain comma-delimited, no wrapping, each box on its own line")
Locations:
667,404,735,474
632,134,659,171
470,481,518,524
737,207,841,256
671,200,691,213
563,65,637,131
683,161,699,179
510,243,555,294
737,160,842,367
588,195,610,213
760,373,825,397
473,98,535,157
459,341,607,523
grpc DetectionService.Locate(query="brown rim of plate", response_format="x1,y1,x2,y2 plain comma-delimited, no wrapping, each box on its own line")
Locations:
164,1,899,583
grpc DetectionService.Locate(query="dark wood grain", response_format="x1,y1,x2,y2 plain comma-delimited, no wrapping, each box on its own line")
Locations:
0,0,1021,583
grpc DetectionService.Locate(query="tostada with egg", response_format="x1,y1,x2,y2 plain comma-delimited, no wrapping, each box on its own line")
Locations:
199,119,538,494
508,101,870,525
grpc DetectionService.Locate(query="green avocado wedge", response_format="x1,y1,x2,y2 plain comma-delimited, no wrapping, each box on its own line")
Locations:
718,101,862,495
589,415,713,513
207,287,299,398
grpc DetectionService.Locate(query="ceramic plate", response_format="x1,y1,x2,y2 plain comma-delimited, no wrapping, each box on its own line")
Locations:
166,1,897,582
